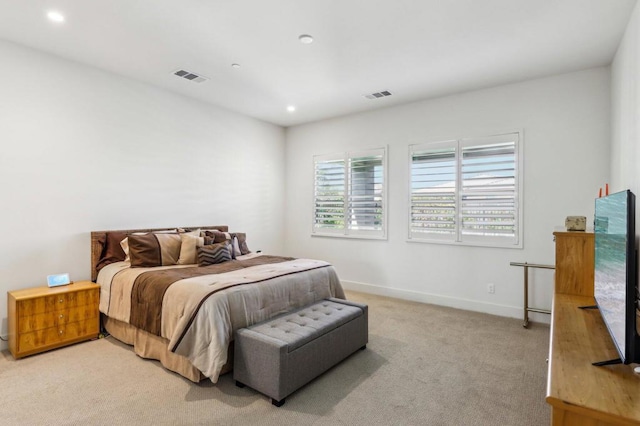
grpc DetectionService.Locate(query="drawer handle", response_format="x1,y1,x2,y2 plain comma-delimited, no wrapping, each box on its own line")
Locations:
59,299,63,303
59,314,64,319
59,330,63,335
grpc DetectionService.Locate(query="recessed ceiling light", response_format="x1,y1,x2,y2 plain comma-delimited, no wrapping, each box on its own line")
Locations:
298,34,314,45
231,63,240,69
287,105,296,113
47,11,65,23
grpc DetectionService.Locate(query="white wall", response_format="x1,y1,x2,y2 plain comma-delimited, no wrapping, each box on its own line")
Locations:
0,41,285,347
611,2,640,198
284,68,611,320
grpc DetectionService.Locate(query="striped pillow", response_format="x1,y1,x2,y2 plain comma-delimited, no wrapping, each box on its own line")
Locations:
197,243,232,266
128,233,182,267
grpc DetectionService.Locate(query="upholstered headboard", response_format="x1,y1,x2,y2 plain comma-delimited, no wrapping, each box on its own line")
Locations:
90,225,229,282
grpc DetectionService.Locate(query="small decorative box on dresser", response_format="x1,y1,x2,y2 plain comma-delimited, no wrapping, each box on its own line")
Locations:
7,281,100,359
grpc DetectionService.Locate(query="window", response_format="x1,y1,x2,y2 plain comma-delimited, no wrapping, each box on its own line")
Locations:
409,132,522,247
313,148,386,239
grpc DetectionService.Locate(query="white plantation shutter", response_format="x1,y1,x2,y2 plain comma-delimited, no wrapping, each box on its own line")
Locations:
348,150,384,234
409,141,457,241
313,154,345,233
313,148,386,238
409,133,521,248
460,135,518,244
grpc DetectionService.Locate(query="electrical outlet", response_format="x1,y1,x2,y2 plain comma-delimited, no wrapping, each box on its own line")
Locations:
487,283,495,294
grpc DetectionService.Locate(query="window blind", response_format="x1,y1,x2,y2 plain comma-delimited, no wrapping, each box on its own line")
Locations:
409,133,521,247
460,137,517,240
313,156,345,232
409,142,457,240
313,148,386,238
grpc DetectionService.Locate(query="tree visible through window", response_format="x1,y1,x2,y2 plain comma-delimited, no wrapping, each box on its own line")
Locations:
313,148,386,238
409,133,522,247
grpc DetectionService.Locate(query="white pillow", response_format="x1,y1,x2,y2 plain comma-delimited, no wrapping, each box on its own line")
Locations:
232,235,241,259
120,237,130,262
177,233,205,265
177,229,204,265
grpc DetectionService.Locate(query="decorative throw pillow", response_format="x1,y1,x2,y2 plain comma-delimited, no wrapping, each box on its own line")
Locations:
96,231,128,272
120,229,177,262
177,233,206,265
231,232,251,255
231,235,242,258
197,243,232,266
128,233,182,267
202,230,228,243
120,237,132,262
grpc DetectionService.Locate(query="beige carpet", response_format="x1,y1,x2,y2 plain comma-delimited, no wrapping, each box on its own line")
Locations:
0,291,550,425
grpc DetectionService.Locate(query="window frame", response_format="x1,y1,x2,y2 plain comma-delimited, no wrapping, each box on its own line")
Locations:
407,132,523,249
312,147,387,240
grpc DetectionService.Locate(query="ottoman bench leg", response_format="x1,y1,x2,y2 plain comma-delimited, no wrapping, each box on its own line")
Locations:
272,398,285,407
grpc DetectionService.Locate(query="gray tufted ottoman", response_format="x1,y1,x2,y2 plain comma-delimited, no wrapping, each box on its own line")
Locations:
233,298,368,406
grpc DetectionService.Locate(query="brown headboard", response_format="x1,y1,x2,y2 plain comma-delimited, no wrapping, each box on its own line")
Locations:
90,225,229,282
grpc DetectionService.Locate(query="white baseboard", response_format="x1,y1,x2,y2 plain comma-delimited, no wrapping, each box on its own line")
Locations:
341,280,551,324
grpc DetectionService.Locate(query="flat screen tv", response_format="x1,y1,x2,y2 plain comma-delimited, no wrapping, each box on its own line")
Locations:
593,189,640,366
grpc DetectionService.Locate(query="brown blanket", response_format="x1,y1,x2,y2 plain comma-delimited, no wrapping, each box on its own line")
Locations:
130,256,294,335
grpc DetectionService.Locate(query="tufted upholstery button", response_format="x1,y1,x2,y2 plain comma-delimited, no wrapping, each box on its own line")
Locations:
299,313,305,317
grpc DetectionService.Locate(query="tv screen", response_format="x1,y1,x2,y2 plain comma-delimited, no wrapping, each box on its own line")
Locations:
594,189,638,364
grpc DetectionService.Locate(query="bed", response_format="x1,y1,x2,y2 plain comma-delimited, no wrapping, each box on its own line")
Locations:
91,225,345,383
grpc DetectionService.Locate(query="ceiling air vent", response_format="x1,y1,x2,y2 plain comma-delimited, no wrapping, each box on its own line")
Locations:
364,90,392,100
173,69,209,83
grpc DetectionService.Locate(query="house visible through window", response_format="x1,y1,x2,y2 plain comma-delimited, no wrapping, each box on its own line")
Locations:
409,132,522,247
313,148,386,239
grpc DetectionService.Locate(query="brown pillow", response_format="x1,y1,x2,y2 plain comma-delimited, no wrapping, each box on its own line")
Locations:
96,231,128,273
197,243,232,266
203,230,228,243
128,233,182,268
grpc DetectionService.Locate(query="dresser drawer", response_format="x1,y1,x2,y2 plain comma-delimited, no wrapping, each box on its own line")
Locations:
18,305,99,333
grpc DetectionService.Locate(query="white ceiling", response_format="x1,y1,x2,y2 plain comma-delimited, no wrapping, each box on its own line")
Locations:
0,0,636,127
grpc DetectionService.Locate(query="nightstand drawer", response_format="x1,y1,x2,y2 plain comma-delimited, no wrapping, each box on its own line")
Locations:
17,289,98,316
17,319,99,354
18,305,99,333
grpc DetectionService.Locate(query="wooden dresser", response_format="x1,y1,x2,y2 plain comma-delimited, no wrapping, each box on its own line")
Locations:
547,231,640,425
8,281,100,359
554,230,594,297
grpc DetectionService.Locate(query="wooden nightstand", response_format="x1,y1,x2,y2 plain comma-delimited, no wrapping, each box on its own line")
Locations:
8,281,100,359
